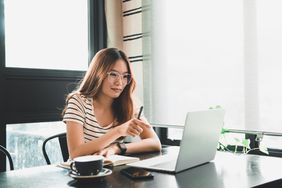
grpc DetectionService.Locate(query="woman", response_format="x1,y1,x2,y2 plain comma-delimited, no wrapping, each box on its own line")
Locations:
63,48,161,159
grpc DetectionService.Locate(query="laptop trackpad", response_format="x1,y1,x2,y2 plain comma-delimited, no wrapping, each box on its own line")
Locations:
152,160,177,169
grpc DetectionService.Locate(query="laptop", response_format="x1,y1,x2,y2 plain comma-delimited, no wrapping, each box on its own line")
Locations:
127,109,225,173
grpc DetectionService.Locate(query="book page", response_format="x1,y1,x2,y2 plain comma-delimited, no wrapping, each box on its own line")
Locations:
105,155,139,166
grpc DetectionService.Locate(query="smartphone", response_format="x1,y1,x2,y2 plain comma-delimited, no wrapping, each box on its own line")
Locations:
121,167,154,180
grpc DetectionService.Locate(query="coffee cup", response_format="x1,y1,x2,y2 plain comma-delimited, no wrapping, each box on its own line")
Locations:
70,155,104,176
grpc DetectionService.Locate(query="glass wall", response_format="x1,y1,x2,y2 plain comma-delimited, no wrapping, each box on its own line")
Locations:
7,122,65,170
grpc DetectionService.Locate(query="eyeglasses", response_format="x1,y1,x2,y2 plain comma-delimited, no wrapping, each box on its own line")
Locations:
107,71,132,85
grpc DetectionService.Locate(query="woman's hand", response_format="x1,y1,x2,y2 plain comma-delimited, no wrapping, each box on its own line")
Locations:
96,144,119,157
116,118,150,137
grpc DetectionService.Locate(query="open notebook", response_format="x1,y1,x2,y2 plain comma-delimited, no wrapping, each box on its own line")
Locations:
58,155,139,169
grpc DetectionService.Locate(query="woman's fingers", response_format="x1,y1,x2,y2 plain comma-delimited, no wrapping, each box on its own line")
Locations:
127,129,137,136
120,118,150,137
136,124,144,132
125,124,137,136
128,128,139,136
105,149,115,157
96,150,105,156
131,123,143,133
128,125,142,136
133,118,150,129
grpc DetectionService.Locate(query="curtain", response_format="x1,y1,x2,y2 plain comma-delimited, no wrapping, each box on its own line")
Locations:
144,0,282,135
105,0,144,103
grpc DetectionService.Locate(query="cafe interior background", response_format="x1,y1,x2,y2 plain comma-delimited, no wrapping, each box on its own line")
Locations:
1,0,282,172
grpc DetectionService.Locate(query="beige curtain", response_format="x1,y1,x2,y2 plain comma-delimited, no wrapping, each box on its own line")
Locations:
105,0,145,104
105,0,123,49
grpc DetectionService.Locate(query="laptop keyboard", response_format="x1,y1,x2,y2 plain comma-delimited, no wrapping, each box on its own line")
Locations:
151,160,177,169
137,154,177,167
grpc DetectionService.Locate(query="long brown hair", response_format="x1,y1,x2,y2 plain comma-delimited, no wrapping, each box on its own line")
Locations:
63,48,136,124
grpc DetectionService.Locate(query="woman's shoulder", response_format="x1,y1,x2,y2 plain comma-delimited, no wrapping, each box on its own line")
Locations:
68,93,82,102
68,93,92,105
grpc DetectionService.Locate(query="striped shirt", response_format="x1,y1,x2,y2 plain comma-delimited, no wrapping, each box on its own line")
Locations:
63,94,119,143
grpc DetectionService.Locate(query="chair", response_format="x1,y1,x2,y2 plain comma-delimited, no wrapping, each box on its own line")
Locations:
0,145,14,170
42,133,69,165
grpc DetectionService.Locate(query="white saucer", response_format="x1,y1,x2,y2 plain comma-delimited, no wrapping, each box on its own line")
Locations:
69,168,112,180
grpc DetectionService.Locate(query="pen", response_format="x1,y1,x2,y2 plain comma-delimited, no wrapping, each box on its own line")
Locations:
137,106,143,119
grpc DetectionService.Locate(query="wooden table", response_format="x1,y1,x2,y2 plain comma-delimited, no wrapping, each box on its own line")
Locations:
1,146,282,188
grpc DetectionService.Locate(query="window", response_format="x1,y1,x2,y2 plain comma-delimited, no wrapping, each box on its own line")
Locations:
0,0,106,171
147,0,282,141
2,0,89,170
7,122,65,169
4,0,88,71
148,0,243,138
257,0,282,133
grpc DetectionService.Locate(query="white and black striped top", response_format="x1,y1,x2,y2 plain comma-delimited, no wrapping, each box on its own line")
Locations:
63,94,119,143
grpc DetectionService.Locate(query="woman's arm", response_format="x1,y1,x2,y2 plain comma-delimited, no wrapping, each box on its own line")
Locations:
67,118,159,158
66,121,121,159
124,121,161,154
97,119,161,156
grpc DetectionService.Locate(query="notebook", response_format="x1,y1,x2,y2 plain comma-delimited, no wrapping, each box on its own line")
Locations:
58,154,139,169
127,109,225,173
103,154,139,166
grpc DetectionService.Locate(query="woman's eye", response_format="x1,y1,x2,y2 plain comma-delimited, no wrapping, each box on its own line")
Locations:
110,72,118,77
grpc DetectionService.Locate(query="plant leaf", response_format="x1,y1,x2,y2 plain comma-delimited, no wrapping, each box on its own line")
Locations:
242,139,251,149
221,128,229,134
215,105,222,109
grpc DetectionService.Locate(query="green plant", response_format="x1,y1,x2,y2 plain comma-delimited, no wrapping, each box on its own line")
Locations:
208,105,268,155
218,128,269,155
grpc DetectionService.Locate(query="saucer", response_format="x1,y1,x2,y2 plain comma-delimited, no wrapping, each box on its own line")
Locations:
69,168,112,180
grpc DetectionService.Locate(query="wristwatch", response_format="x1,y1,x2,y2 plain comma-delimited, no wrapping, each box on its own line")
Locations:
117,142,127,155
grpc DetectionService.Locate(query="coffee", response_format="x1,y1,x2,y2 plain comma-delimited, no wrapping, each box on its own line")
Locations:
70,155,104,176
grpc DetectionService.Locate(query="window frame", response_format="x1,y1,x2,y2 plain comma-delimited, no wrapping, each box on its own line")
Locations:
0,0,107,172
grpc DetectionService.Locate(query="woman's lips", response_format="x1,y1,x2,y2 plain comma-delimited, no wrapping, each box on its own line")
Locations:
111,88,122,92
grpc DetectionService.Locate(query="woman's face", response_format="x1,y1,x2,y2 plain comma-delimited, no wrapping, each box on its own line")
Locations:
100,59,130,99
